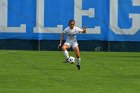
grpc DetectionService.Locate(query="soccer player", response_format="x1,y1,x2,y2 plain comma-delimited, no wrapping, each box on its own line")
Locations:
58,19,86,70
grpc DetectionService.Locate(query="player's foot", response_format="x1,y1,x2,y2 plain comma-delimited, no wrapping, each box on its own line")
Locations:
63,58,69,63
77,65,81,70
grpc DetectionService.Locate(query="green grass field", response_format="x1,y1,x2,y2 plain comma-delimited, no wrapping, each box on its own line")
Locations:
0,50,140,93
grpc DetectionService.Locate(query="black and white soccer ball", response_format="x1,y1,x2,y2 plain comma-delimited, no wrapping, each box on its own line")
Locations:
68,56,75,63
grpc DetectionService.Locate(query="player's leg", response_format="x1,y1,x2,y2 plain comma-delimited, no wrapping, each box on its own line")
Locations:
62,44,70,62
73,45,81,70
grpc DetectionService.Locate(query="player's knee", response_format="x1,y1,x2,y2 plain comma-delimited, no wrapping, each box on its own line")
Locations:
62,46,66,51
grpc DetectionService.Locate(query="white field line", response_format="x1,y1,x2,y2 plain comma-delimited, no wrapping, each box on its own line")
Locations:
0,51,16,55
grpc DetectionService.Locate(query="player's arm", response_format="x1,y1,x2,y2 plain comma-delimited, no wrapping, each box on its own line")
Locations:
58,32,65,49
78,27,86,33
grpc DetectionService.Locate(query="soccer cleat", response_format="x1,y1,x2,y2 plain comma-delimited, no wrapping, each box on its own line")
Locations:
77,65,81,70
63,58,69,63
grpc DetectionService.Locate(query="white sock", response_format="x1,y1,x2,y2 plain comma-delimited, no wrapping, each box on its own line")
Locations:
63,50,69,59
76,58,81,65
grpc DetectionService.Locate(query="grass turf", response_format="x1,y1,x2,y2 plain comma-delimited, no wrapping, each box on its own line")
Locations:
0,50,140,93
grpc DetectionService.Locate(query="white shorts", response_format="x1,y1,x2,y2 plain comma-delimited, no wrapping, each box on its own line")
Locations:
64,41,78,49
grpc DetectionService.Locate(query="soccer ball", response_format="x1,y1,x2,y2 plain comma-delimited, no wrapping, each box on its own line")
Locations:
68,56,75,63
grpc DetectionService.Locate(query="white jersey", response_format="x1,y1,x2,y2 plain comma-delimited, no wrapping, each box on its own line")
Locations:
63,26,83,43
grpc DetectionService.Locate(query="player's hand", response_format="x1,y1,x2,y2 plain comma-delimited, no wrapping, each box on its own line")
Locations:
83,26,86,33
58,44,61,50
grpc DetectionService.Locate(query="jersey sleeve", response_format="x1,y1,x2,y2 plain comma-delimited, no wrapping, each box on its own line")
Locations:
62,28,66,33
76,27,83,33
